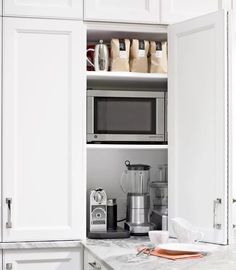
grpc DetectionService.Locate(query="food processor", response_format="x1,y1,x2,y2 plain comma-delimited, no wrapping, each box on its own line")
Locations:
121,160,155,235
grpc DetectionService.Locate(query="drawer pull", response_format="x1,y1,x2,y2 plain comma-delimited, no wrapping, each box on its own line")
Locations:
88,262,101,270
6,198,12,229
6,263,12,270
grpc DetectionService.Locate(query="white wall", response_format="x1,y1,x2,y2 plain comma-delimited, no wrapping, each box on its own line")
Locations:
87,149,167,221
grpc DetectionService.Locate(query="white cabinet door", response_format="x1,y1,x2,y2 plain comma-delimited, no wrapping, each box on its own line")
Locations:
0,19,2,243
3,0,83,19
3,18,86,242
0,251,2,270
84,0,159,24
160,0,219,24
230,8,236,243
168,10,228,244
3,248,83,270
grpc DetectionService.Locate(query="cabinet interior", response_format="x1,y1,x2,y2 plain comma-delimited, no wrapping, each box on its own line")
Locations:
86,23,169,230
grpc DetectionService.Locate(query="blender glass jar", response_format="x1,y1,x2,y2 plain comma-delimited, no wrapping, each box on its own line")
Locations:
120,160,151,194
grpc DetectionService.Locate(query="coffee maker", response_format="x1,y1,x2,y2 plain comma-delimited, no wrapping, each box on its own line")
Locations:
121,160,155,235
87,188,130,239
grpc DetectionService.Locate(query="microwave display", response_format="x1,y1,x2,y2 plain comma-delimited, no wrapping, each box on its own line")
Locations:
94,97,156,134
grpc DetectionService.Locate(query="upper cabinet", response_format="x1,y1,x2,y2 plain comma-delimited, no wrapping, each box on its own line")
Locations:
3,0,83,19
2,17,86,242
160,0,220,24
168,10,228,245
84,0,160,24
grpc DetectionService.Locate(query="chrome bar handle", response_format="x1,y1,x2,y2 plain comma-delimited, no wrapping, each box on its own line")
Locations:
213,198,222,230
6,198,12,229
88,262,101,270
6,263,12,270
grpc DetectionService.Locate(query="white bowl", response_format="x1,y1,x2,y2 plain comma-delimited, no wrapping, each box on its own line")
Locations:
148,230,169,245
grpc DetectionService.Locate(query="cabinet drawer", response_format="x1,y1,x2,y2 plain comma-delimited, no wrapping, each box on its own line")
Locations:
3,248,83,270
84,250,109,270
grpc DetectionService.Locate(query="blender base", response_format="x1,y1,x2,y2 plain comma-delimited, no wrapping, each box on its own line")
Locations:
125,222,155,236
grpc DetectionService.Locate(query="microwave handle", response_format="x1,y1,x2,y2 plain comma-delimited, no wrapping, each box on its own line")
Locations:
156,98,165,136
87,96,94,134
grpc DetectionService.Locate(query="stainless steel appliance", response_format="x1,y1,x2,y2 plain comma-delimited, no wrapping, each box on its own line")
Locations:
86,40,109,71
87,90,165,143
150,165,168,230
121,160,155,235
89,188,107,232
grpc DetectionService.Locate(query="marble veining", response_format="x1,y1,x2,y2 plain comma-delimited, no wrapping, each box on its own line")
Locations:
1,237,236,270
0,240,83,249
83,237,236,270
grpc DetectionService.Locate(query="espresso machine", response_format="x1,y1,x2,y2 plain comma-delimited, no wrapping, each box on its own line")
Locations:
121,160,155,235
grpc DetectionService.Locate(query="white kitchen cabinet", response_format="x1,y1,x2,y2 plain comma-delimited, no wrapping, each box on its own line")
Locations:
84,0,159,24
168,10,228,244
3,0,83,19
2,17,86,242
0,251,2,270
0,19,2,243
160,0,220,24
84,249,108,270
3,248,83,270
230,6,236,243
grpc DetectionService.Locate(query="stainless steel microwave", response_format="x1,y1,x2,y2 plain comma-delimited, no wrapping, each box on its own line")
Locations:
87,90,166,143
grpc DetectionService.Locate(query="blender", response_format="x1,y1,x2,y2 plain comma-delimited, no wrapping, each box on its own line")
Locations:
121,160,155,235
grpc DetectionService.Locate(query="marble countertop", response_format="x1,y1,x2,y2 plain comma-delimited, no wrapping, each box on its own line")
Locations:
0,240,83,249
83,237,236,270
1,237,236,270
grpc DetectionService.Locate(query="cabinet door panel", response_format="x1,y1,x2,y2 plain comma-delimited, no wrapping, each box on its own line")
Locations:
161,0,219,24
84,0,159,24
0,19,2,243
168,10,228,244
3,0,83,19
3,249,83,270
3,18,86,242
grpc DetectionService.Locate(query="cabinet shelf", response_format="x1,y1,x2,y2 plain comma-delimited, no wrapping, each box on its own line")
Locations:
86,144,168,150
87,71,168,90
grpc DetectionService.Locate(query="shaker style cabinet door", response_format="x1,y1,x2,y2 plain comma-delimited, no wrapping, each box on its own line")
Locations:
3,249,83,270
0,19,2,243
160,0,219,24
2,18,86,242
84,0,160,24
168,10,228,244
3,0,83,19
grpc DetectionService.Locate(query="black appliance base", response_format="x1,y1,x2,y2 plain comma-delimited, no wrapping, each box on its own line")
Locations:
87,227,130,239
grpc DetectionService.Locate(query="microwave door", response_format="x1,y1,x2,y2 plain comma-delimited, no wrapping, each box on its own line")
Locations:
87,91,165,143
94,97,156,133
